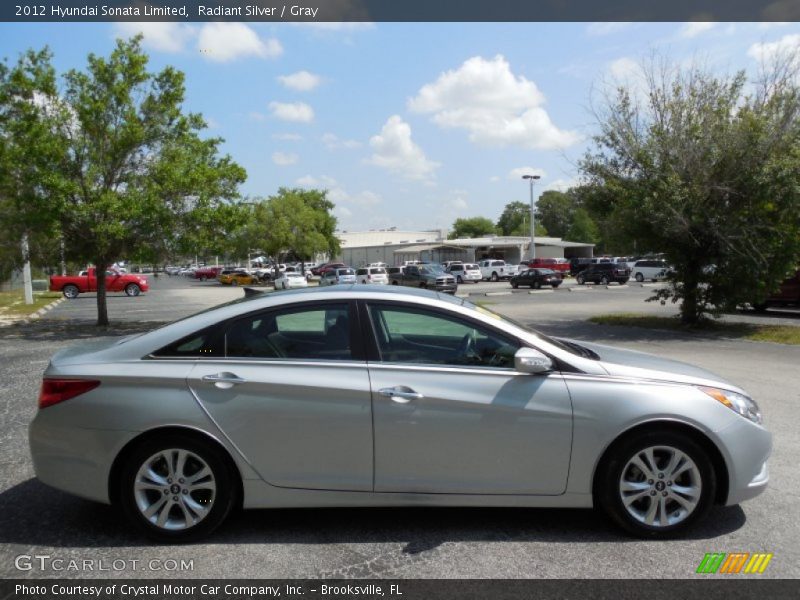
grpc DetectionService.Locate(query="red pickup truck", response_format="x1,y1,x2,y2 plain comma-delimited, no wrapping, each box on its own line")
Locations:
50,267,149,299
525,257,571,274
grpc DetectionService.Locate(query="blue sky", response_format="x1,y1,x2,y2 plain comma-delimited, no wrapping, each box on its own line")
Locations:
1,21,799,232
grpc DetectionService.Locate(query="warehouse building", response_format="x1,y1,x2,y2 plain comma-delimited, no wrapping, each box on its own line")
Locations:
336,230,594,266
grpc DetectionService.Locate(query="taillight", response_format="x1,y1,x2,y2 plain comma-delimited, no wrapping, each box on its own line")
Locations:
39,379,100,409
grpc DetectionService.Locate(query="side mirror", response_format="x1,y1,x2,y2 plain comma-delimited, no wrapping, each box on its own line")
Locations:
514,347,553,374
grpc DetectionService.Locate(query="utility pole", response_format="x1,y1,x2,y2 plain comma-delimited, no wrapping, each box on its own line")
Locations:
21,233,33,305
522,174,542,261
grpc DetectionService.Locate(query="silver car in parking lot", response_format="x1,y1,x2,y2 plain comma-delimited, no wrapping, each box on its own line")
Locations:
30,286,770,541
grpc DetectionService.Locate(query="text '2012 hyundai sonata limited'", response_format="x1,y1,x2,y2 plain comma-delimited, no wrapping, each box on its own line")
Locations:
30,286,770,541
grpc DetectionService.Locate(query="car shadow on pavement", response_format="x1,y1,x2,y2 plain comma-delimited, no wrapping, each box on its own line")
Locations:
0,478,746,550
0,319,168,342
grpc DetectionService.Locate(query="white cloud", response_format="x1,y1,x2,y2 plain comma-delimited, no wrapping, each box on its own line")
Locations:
249,111,266,122
586,22,632,36
322,132,362,150
297,175,381,207
608,57,640,81
679,22,716,39
197,23,282,62
278,70,322,91
408,55,579,150
366,115,440,181
269,101,315,123
447,197,468,211
114,22,195,53
508,167,547,181
545,178,579,192
272,133,303,141
271,152,298,166
758,22,790,30
489,176,500,183
334,205,353,219
748,34,800,63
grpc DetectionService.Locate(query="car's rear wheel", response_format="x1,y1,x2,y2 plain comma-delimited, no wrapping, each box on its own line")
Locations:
62,284,80,299
534,281,542,289
457,276,463,284
119,435,237,542
635,272,644,282
230,280,238,287
491,272,499,282
125,284,141,297
596,430,715,538
600,275,610,285
576,275,585,285
511,281,518,289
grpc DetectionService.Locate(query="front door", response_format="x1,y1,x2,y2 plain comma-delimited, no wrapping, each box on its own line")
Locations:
364,301,573,495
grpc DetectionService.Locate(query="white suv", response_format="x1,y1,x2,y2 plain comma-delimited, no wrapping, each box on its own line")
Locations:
631,259,668,282
447,263,482,283
356,267,388,285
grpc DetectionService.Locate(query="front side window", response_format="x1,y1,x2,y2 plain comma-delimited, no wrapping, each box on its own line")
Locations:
226,303,352,360
367,304,519,368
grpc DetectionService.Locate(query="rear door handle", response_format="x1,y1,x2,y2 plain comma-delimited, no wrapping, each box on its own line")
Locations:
202,372,247,388
378,386,423,404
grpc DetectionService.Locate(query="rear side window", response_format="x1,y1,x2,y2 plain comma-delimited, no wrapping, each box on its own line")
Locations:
226,303,352,360
356,269,368,275
152,326,223,358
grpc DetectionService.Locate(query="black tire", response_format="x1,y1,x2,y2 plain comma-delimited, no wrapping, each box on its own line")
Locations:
199,276,206,282
635,272,644,282
576,275,585,285
118,434,238,543
595,430,716,539
125,284,141,297
491,272,499,282
457,276,463,284
511,282,518,289
62,284,80,299
600,275,610,285
534,280,542,289
230,280,239,287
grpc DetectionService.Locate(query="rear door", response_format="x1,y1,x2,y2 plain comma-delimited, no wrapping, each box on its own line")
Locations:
187,300,373,491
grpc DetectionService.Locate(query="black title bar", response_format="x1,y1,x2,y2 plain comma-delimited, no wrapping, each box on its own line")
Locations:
2,1,800,22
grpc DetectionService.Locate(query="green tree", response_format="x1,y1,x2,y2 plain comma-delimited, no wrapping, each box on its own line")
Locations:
0,49,66,283
235,188,340,272
566,207,600,244
535,191,573,238
0,38,246,325
581,55,800,324
448,216,498,239
496,201,547,236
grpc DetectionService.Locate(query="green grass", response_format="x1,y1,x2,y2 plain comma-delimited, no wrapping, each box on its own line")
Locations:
0,290,61,318
589,312,800,345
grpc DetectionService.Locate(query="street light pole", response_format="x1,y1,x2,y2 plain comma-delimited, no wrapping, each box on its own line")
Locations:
522,174,541,261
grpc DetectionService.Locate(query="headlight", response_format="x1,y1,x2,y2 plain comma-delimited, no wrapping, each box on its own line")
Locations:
700,386,762,424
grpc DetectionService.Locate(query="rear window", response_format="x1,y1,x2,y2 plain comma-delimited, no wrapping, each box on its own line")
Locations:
465,264,478,269
356,268,368,275
492,261,504,266
370,268,386,274
337,268,355,275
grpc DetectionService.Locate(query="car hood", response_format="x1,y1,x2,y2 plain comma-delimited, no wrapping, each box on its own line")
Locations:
566,339,745,393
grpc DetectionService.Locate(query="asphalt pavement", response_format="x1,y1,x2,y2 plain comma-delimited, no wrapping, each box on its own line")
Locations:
1,276,798,578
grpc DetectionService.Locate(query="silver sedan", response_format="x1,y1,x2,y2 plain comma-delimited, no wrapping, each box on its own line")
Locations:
29,286,770,541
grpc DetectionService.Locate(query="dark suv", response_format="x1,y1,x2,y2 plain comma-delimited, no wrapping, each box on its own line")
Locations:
576,263,630,285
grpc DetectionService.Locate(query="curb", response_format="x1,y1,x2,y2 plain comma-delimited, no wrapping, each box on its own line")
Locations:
485,291,512,297
568,287,593,292
528,290,554,294
2,296,65,327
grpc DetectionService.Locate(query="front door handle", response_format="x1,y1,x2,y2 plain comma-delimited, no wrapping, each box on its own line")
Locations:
202,372,247,389
378,386,423,404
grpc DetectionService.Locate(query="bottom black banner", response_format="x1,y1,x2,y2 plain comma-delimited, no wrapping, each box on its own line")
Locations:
2,579,798,600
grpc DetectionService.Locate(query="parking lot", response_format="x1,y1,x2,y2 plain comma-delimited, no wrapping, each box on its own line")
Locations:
1,276,798,578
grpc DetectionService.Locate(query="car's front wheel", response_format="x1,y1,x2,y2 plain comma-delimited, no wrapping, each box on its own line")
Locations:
62,284,80,299
596,430,716,538
125,284,141,297
576,275,585,285
119,435,237,542
635,272,644,282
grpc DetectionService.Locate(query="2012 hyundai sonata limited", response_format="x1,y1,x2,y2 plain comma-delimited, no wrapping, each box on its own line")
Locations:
30,286,770,541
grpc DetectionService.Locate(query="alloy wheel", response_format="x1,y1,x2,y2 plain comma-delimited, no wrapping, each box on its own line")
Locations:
618,445,702,528
133,449,216,531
